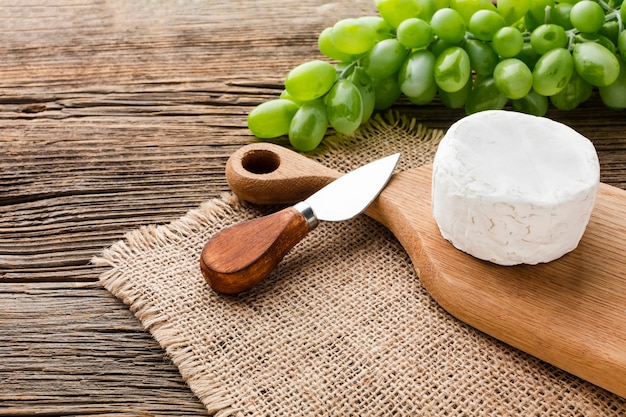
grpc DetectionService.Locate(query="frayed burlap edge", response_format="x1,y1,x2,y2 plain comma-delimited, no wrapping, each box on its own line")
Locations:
93,194,249,415
318,110,442,153
92,110,444,416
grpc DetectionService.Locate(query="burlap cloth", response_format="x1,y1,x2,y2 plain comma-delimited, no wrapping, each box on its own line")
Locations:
93,111,626,416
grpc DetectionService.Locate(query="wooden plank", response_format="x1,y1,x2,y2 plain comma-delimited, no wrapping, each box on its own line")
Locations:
0,282,210,415
0,0,375,414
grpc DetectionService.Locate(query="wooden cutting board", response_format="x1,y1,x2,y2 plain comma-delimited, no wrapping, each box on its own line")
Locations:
225,142,626,399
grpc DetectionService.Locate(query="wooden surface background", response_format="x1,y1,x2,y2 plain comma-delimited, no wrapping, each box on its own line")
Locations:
1,1,625,415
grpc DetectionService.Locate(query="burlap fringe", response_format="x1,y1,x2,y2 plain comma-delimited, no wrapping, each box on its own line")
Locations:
94,193,243,267
91,109,445,416
92,193,247,416
316,109,444,154
366,109,444,143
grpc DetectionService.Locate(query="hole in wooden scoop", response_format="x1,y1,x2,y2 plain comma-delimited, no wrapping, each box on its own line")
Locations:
241,149,281,174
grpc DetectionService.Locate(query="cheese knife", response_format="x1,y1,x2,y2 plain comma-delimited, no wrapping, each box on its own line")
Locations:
200,149,400,294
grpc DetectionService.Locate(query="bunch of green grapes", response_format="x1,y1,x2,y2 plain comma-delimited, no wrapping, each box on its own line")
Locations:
248,0,626,151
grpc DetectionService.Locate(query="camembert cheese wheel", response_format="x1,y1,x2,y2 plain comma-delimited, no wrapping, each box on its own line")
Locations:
432,110,600,266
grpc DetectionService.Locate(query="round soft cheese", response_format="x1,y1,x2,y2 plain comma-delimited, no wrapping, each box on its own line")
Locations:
432,110,600,266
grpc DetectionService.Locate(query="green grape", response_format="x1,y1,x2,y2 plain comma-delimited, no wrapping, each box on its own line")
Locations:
439,77,472,108
330,18,376,55
430,38,455,56
375,0,425,28
497,0,530,25
512,90,549,116
318,27,357,62
347,67,376,124
334,61,351,73
397,17,434,48
599,55,626,109
285,60,336,102
279,89,303,105
326,79,363,134
249,0,626,148
530,24,568,54
413,0,438,21
550,70,593,110
358,16,393,41
570,0,605,34
493,58,532,99
450,0,497,25
361,38,409,80
468,10,506,41
373,75,402,110
465,76,508,114
399,49,437,99
619,30,626,61
573,42,620,86
599,21,620,46
429,8,466,44
463,39,499,76
492,27,524,58
532,47,574,96
248,99,299,139
574,33,617,54
434,46,471,93
289,99,328,152
525,0,555,31
550,3,573,30
407,79,438,104
516,42,541,70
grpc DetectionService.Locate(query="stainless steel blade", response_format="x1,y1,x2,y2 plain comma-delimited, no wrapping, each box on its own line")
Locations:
304,152,400,222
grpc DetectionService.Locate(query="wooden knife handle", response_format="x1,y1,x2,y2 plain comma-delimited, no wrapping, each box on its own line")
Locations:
200,206,310,294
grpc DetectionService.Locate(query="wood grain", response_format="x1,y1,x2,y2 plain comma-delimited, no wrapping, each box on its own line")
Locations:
201,206,310,294
1,0,626,415
373,168,626,399
0,0,372,415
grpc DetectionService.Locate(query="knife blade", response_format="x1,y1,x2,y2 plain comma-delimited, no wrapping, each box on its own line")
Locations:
200,151,401,294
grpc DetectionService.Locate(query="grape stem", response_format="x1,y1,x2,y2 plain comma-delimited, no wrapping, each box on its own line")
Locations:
604,9,622,33
338,60,359,80
598,0,622,33
557,2,623,51
598,0,613,12
565,29,576,52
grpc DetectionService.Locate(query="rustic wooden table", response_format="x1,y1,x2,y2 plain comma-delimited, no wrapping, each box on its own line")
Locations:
1,1,625,415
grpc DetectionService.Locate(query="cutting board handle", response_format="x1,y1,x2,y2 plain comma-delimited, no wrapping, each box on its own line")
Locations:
201,143,342,294
225,143,341,204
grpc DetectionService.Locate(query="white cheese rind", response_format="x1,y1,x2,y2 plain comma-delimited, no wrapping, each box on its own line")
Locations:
432,110,600,266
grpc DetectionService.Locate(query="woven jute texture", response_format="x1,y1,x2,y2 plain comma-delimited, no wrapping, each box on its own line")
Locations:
93,111,626,416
